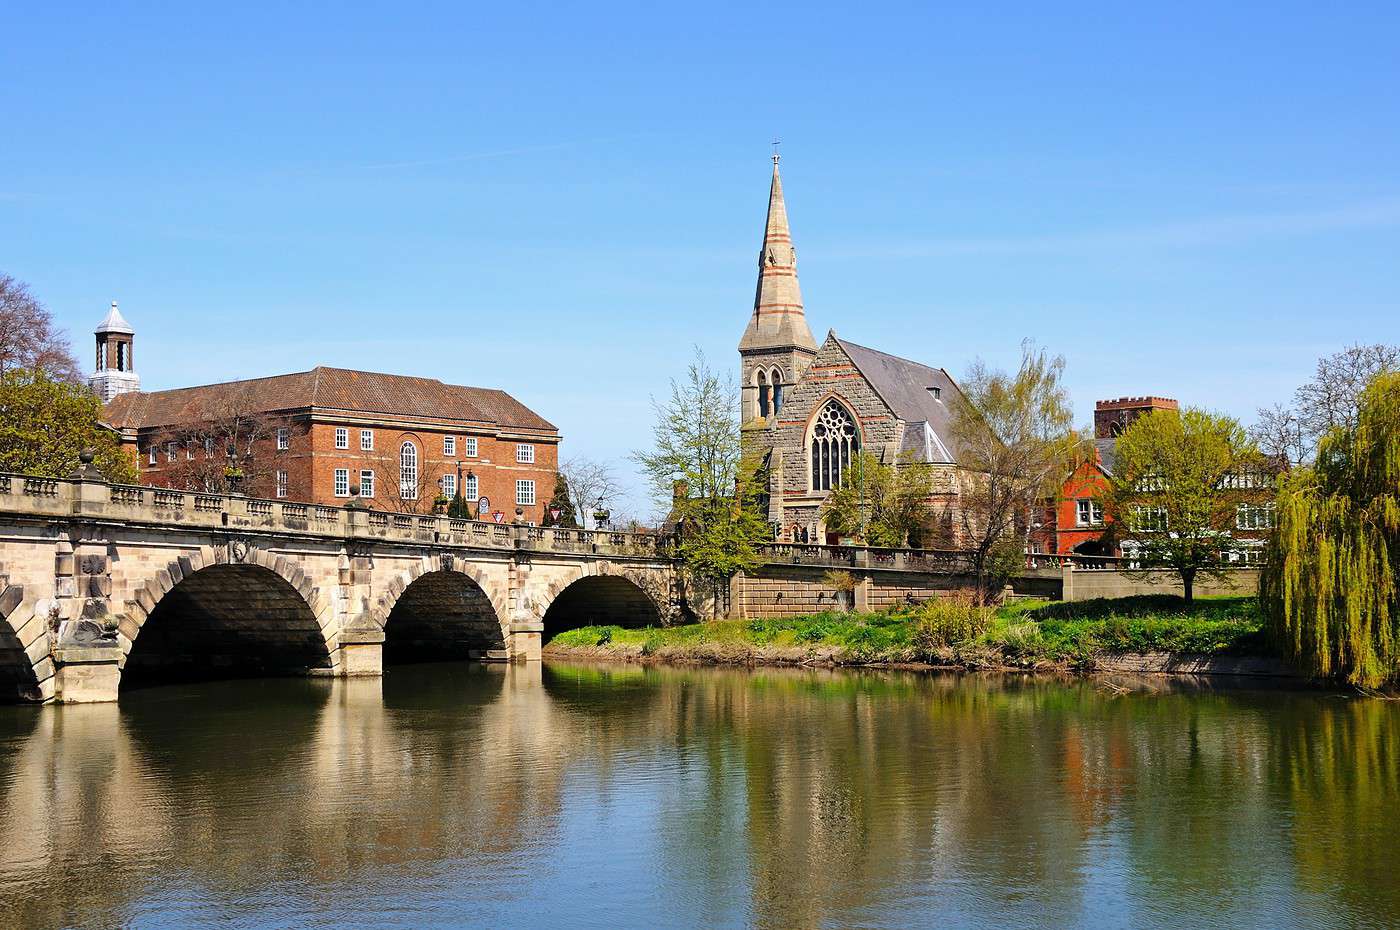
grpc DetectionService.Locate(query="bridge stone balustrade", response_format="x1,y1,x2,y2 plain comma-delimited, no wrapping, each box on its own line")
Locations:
0,473,681,704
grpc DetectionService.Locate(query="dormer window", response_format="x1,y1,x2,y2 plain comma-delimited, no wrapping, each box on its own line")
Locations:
927,386,942,400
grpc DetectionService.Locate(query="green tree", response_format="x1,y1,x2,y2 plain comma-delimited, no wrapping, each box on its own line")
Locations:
446,492,475,520
544,473,577,527
632,349,768,617
0,369,137,482
1103,407,1263,603
1261,371,1400,687
950,343,1086,602
820,450,935,547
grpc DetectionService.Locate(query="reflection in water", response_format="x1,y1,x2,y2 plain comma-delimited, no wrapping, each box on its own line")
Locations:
0,663,1396,929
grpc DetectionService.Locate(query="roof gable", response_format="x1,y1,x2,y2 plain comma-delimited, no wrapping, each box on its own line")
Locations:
831,335,963,463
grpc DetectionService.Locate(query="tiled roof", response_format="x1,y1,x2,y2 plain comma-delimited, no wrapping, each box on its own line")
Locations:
102,367,556,433
835,337,963,464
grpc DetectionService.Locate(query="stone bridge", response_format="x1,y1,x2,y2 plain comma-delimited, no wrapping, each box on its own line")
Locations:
0,472,683,704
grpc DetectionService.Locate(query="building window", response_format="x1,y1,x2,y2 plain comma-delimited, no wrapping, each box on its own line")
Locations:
400,441,419,499
359,470,375,498
147,445,157,465
464,437,478,457
186,441,195,460
116,342,128,372
276,427,289,450
441,472,457,498
757,369,770,419
1075,499,1103,527
444,436,456,456
166,443,176,463
516,479,536,506
360,429,373,451
810,399,860,492
276,470,288,498
1131,505,1169,533
516,443,534,464
463,473,478,501
771,368,784,414
334,468,350,497
96,344,106,371
204,437,214,454
1236,503,1276,530
335,427,348,449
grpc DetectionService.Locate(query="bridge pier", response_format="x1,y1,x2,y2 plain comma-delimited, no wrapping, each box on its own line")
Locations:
508,620,543,662
339,628,385,677
52,644,122,703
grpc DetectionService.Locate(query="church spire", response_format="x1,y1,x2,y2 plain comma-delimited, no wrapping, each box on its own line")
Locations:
739,153,818,355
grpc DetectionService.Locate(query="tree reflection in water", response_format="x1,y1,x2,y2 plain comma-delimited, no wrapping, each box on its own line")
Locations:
0,663,1394,929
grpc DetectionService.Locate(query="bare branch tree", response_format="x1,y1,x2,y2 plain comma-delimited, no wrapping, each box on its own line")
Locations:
0,274,82,383
1256,343,1400,464
561,455,623,528
150,385,299,497
360,442,435,513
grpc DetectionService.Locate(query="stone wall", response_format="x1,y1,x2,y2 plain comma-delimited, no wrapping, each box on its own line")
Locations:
1065,567,1259,602
735,565,973,618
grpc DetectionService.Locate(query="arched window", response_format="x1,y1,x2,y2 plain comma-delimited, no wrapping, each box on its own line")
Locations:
810,400,860,491
756,369,770,418
771,367,784,414
399,441,419,500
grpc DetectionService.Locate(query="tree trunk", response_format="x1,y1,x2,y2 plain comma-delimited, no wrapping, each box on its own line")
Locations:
1182,570,1195,604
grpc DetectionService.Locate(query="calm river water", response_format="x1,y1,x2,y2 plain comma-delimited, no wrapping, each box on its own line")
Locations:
1,662,1397,929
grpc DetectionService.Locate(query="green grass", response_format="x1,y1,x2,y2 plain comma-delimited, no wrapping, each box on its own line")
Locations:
546,594,1268,668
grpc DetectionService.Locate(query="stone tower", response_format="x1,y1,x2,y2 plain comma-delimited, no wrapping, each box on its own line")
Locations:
1094,396,1178,438
739,153,818,429
89,301,140,402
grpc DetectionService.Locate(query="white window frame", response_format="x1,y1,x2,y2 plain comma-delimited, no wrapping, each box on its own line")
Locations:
516,479,536,506
359,469,375,499
1236,502,1276,530
335,427,349,450
400,441,419,500
1075,499,1103,527
444,436,456,457
516,443,534,464
333,468,350,498
166,443,176,463
276,427,289,451
360,429,374,451
464,437,478,457
204,437,214,454
275,470,288,498
148,445,157,465
463,473,478,502
441,472,456,498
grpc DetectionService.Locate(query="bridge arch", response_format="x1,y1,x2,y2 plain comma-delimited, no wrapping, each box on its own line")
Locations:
0,585,42,703
119,545,336,691
373,562,507,664
539,570,665,641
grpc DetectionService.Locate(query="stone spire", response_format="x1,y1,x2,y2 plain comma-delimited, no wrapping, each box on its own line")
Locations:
739,153,818,355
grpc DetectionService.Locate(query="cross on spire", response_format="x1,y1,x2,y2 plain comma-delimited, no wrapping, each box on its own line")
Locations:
771,138,781,165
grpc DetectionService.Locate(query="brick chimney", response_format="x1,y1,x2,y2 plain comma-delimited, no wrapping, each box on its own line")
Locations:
1094,396,1178,439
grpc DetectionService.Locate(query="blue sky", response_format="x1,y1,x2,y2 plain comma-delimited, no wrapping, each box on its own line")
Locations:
4,2,1397,517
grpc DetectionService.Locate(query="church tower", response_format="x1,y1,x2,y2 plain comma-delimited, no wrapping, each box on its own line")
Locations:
739,152,818,429
89,301,140,402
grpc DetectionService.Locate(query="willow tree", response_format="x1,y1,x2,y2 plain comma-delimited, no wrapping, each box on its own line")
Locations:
1261,371,1400,687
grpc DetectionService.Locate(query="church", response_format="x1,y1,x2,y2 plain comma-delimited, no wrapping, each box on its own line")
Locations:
739,155,966,545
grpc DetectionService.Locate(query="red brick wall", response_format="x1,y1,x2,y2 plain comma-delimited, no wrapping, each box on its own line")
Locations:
130,417,559,521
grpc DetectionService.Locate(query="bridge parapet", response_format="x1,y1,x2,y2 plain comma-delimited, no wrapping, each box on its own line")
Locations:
0,473,672,561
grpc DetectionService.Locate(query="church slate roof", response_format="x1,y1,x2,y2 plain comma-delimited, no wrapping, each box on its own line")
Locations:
102,366,557,433
834,337,963,464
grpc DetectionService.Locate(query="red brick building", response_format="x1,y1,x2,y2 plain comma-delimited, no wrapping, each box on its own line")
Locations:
1033,395,1275,563
102,367,560,521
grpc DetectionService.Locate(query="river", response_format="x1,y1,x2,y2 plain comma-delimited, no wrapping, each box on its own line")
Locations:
0,662,1396,929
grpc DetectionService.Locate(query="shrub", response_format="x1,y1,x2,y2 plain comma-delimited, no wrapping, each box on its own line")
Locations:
912,594,994,650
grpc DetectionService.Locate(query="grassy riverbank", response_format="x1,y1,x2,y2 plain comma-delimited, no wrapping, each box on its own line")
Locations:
545,594,1271,672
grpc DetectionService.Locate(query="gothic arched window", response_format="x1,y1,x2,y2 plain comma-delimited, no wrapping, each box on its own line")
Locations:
810,400,860,491
771,367,784,414
756,369,770,418
399,440,419,500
